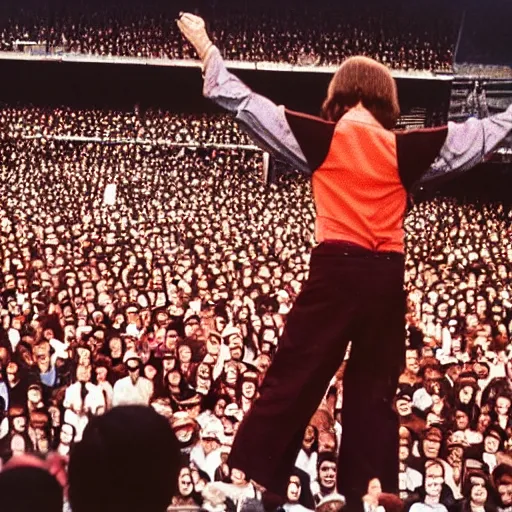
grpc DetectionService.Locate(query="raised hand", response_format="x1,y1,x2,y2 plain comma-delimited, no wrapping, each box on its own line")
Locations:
177,12,213,61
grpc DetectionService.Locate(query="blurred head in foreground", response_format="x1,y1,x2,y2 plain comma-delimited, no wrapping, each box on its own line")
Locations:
68,405,180,512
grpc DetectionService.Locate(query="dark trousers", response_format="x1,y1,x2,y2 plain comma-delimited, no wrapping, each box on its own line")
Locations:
228,242,406,509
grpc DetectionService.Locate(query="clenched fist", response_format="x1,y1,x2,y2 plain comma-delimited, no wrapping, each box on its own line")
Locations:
177,12,214,61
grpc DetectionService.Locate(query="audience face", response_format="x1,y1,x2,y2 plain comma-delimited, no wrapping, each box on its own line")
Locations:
405,350,420,375
484,433,500,455
459,386,474,405
470,476,487,506
396,396,412,417
498,482,512,507
423,437,441,459
318,460,337,491
287,475,302,503
241,381,257,400
177,467,194,498
230,467,247,486
496,396,511,417
454,410,469,431
60,424,75,445
424,462,444,499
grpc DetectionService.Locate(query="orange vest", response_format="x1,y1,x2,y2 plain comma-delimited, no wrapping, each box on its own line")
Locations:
285,107,448,253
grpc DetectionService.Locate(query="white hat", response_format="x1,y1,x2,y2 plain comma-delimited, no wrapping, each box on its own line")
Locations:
317,493,346,508
123,349,140,364
224,404,243,422
222,325,242,340
200,428,221,442
125,323,141,338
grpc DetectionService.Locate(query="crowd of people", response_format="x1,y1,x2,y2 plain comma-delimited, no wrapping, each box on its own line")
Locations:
0,105,446,145
0,106,254,145
2,106,512,512
0,0,458,72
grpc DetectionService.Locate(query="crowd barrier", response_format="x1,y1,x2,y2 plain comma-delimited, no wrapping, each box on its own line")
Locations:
21,133,261,152
0,48,454,80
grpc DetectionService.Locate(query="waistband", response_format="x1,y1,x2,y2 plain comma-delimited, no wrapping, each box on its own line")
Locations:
315,240,405,261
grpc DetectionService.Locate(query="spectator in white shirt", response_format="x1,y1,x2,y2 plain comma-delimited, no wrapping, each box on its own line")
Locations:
399,437,422,500
63,364,105,442
112,351,153,407
190,428,223,482
409,459,448,512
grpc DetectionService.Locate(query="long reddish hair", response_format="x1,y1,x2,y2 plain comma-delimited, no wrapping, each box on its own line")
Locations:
320,56,400,130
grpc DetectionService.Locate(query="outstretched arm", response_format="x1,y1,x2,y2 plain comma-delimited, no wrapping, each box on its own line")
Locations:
177,13,310,174
420,104,512,184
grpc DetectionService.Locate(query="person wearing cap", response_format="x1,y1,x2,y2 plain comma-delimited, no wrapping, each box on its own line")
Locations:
408,459,450,512
174,392,203,420
171,411,200,455
176,14,512,510
190,427,223,482
63,364,105,442
315,493,346,512
112,351,153,407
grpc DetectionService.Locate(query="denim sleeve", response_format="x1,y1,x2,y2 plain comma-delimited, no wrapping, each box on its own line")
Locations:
202,46,311,174
420,104,512,184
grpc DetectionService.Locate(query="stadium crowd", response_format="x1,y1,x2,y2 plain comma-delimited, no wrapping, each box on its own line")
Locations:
0,0,458,72
0,106,254,145
1,107,512,512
